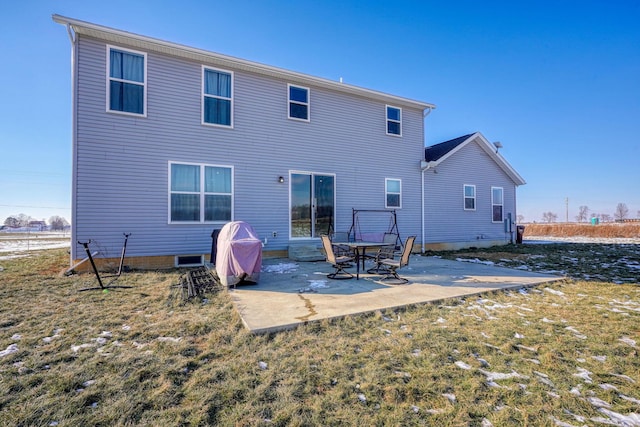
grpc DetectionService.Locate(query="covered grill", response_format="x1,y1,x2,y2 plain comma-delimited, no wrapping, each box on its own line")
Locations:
215,221,262,287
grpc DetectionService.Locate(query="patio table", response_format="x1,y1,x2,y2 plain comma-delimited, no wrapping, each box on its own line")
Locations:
345,242,386,279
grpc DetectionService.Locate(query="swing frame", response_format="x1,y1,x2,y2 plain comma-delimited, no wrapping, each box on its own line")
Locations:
347,209,401,249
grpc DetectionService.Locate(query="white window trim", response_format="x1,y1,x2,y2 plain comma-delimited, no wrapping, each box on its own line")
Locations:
288,84,310,122
385,105,402,137
491,186,504,223
463,184,476,211
106,45,147,117
168,161,234,224
385,178,402,209
202,65,234,128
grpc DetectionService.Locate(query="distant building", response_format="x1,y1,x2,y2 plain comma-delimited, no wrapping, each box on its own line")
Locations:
28,221,48,231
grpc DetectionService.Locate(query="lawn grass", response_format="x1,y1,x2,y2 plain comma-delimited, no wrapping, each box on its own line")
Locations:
1,247,639,426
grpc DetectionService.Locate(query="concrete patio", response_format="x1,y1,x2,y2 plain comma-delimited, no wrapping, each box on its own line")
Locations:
228,254,563,333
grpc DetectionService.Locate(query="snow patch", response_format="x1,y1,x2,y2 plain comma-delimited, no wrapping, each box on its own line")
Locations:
544,288,565,297
573,367,593,383
455,361,472,370
456,258,495,265
479,369,528,382
262,263,298,273
0,344,18,357
619,336,637,348
442,393,456,403
157,336,182,343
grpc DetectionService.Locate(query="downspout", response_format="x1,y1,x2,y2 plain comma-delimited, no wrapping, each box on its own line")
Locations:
65,23,78,266
421,107,434,253
421,167,425,253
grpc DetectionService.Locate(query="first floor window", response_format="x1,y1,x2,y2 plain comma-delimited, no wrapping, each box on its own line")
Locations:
464,184,476,210
386,178,401,208
170,162,233,222
492,187,504,222
386,105,402,136
107,46,146,115
288,84,309,121
203,67,233,127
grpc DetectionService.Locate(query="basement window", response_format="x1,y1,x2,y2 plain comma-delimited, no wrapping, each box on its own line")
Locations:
175,255,204,267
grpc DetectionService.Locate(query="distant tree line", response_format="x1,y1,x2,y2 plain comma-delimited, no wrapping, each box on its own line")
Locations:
2,214,69,230
519,202,638,224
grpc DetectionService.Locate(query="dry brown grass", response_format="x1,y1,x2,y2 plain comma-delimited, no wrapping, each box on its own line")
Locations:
524,222,640,238
1,248,639,426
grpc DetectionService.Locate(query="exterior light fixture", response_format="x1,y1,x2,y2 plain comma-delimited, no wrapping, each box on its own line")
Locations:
278,176,285,183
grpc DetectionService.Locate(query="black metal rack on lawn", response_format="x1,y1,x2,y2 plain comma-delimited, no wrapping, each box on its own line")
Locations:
78,233,133,292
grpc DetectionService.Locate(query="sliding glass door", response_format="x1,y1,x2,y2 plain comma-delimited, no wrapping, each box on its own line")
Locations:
290,173,335,238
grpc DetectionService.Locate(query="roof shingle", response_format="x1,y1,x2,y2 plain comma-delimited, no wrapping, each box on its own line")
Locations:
425,133,475,161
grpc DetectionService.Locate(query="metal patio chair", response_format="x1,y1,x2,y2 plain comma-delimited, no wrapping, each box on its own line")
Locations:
321,235,354,280
330,231,353,257
367,232,399,273
378,236,416,284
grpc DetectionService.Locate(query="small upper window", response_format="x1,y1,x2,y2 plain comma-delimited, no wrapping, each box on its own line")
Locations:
385,178,402,208
386,105,402,136
107,46,146,116
288,84,309,121
203,67,233,127
464,185,476,210
492,187,504,222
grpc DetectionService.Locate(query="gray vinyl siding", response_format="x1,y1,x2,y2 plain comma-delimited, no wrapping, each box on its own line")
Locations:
73,36,425,260
424,142,517,243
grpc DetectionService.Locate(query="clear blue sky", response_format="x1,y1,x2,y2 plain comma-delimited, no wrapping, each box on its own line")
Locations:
1,0,639,224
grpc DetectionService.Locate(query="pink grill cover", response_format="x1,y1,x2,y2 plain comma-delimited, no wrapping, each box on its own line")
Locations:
215,221,262,287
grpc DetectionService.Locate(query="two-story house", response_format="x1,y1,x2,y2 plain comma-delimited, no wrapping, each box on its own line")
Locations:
54,15,524,269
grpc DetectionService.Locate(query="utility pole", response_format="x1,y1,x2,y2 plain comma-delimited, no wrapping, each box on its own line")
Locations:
565,197,569,223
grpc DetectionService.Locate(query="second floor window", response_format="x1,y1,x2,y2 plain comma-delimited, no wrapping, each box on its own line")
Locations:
288,84,309,121
386,105,402,136
108,46,146,116
203,67,233,127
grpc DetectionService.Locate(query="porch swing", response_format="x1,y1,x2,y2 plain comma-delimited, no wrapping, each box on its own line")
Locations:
347,208,401,250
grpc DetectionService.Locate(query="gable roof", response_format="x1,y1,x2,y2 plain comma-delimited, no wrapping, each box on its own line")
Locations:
52,15,436,112
424,133,474,162
423,132,526,186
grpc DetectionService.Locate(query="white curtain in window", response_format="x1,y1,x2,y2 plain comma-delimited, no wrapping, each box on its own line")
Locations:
171,164,199,192
110,50,143,82
170,164,200,221
204,70,231,125
110,50,144,113
205,70,230,97
205,167,231,193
